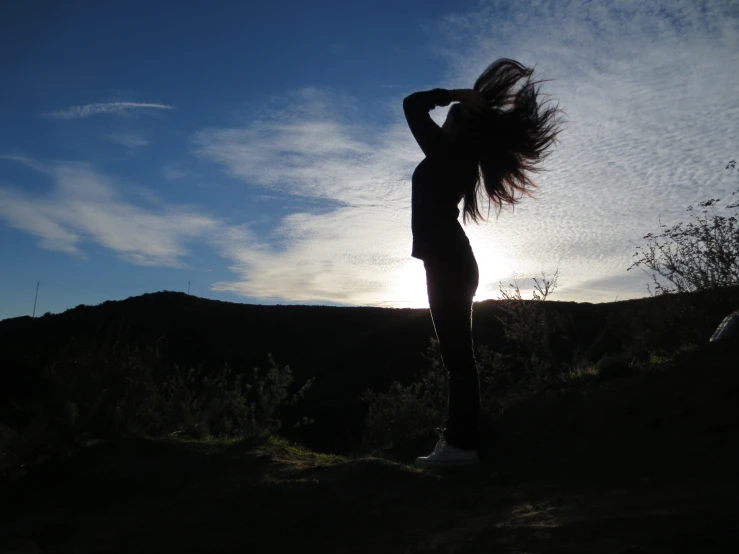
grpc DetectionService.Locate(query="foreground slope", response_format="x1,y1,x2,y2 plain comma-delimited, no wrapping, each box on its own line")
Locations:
1,337,737,553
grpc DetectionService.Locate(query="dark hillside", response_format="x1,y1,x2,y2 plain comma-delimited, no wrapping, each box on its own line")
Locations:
2,288,739,553
1,335,737,553
2,286,738,453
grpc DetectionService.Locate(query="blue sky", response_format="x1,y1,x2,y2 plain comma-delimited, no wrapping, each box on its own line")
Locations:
1,0,738,320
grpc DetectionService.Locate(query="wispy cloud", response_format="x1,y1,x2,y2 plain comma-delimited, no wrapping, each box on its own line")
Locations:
162,162,188,180
195,87,437,307
195,87,387,204
425,0,739,301
104,133,150,148
0,160,219,267
43,102,174,120
195,0,739,306
0,154,51,175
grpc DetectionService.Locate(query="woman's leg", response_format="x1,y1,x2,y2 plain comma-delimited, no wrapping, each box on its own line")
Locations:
424,253,480,450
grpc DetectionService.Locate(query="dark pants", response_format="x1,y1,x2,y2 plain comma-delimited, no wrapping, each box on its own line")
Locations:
423,250,480,450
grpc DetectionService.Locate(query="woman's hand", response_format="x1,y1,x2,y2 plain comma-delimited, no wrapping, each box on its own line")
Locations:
452,89,488,116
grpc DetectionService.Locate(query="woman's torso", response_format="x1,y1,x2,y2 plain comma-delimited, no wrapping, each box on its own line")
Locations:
411,148,478,262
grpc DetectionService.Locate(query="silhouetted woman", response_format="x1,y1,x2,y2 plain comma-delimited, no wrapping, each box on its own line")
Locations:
404,59,563,468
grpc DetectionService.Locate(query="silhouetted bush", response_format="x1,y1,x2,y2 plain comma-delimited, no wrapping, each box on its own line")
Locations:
360,338,513,452
494,267,575,379
624,163,738,359
6,339,314,469
629,188,738,295
361,267,573,452
359,263,739,453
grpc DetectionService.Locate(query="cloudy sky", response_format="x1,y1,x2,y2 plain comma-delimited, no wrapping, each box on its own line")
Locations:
1,0,738,320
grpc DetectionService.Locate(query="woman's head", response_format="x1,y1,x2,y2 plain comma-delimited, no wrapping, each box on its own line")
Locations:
441,103,464,142
459,58,565,225
442,102,479,143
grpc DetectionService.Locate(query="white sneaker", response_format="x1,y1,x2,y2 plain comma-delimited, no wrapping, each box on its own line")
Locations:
414,428,479,468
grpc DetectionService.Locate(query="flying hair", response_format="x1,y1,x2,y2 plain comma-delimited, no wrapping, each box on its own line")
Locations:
458,58,565,224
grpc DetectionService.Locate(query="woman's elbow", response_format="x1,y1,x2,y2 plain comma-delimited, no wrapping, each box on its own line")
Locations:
403,95,418,116
403,92,418,107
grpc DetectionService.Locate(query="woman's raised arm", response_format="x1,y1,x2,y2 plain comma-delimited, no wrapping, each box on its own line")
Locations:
403,88,453,158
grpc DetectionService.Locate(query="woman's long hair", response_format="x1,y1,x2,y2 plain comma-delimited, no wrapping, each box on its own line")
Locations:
458,58,565,224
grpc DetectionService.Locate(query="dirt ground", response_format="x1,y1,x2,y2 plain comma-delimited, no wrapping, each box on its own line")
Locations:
0,436,737,553
1,339,737,553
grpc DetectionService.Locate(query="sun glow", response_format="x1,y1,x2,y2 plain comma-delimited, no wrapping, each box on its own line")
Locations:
383,261,430,309
382,250,512,309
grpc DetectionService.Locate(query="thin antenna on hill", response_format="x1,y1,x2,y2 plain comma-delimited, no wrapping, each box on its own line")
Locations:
32,281,40,317
188,281,191,295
